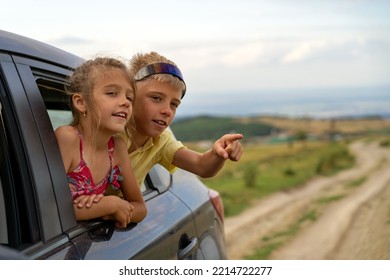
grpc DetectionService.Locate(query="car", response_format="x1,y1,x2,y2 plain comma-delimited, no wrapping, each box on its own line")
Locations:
0,29,227,260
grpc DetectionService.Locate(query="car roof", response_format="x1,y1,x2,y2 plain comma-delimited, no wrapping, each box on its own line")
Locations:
0,29,83,69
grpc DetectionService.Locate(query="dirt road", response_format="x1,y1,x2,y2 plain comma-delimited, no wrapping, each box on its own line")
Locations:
225,141,390,259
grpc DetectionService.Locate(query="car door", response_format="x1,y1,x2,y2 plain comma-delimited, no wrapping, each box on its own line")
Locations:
0,54,80,259
9,55,202,260
68,166,201,259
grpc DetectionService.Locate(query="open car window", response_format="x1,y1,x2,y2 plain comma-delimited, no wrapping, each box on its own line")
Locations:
34,72,169,195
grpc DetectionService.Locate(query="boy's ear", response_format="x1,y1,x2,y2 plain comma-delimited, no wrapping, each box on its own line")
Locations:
72,93,87,114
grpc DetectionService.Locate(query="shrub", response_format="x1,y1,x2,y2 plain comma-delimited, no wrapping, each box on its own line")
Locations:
243,163,258,188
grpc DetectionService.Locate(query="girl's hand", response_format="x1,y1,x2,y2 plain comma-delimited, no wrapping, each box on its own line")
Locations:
73,194,104,208
110,198,134,228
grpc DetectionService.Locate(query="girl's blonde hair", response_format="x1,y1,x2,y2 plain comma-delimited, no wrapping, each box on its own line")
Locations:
129,51,185,93
66,57,135,137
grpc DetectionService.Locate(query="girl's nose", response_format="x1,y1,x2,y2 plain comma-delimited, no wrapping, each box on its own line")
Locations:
121,96,131,107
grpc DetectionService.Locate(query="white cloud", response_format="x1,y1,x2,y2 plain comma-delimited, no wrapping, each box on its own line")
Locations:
220,42,266,67
2,0,389,109
282,40,329,63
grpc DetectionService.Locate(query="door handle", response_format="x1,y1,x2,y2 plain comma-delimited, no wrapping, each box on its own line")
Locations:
178,237,199,260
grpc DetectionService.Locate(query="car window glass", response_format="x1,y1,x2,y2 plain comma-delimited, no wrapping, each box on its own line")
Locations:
0,103,7,244
35,77,72,129
0,179,7,244
0,78,36,248
48,109,72,130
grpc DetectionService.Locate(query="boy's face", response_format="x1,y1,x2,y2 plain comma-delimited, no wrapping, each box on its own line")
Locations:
133,79,182,139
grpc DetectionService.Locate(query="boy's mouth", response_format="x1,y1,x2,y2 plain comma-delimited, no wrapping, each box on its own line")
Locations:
153,120,167,126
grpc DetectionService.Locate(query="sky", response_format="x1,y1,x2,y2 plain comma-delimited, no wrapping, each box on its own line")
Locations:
2,0,390,118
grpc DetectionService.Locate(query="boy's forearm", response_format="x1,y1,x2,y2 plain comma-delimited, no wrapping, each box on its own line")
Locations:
198,149,226,177
174,148,226,178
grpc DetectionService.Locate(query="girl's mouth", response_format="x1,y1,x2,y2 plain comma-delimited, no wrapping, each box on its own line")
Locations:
113,112,128,119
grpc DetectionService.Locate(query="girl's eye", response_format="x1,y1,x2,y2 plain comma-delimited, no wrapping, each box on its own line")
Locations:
107,91,117,95
126,96,134,102
171,102,179,109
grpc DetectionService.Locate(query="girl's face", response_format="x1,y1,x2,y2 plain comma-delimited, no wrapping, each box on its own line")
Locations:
91,69,134,134
132,79,181,141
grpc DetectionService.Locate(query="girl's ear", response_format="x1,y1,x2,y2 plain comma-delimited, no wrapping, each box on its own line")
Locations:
72,93,87,115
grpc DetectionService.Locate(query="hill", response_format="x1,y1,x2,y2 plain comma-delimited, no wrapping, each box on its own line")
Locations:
170,115,277,141
170,115,390,142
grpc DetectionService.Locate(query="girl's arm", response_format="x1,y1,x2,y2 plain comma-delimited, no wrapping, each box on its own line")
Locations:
173,133,244,178
55,127,138,228
74,195,133,228
114,136,147,223
55,126,77,173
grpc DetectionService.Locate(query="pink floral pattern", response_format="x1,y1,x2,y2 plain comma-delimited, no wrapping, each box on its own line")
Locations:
67,134,122,200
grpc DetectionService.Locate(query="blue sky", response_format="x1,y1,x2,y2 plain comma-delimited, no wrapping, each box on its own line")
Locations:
2,0,390,117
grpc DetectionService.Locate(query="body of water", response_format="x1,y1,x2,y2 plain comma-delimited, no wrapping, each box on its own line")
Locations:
176,85,390,119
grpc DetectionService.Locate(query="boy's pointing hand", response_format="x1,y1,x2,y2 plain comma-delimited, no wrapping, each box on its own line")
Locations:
214,133,244,161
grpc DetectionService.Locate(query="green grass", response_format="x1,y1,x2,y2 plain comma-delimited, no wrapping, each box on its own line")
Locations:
245,242,282,260
200,140,355,217
316,195,345,204
345,176,367,189
246,209,317,259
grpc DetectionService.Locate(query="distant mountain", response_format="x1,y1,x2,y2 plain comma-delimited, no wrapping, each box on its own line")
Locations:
170,115,277,141
170,114,390,142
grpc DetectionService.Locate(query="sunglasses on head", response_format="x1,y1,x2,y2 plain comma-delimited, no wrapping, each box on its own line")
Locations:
134,62,186,97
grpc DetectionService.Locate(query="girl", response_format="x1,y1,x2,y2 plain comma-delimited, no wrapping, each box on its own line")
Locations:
55,57,147,228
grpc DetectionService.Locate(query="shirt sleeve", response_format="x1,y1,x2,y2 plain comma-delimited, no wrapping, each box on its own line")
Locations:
159,130,186,173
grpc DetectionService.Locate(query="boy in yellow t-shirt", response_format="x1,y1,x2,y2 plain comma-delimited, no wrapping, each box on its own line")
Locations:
124,51,243,189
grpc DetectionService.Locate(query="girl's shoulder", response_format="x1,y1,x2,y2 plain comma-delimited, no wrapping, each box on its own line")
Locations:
55,125,79,145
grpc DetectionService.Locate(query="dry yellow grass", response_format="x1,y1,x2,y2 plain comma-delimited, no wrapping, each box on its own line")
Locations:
242,116,390,135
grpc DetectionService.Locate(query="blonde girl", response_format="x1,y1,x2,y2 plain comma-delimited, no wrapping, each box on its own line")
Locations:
55,57,147,228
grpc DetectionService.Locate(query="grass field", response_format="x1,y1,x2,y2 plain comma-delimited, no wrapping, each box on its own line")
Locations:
254,116,390,136
181,116,390,217
187,139,355,217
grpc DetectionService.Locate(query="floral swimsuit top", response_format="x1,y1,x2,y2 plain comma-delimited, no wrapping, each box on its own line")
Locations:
68,131,122,200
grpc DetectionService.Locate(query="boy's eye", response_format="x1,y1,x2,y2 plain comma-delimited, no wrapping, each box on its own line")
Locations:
107,91,117,95
171,102,179,109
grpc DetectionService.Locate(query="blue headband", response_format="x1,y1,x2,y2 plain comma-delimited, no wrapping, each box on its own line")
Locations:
134,62,186,97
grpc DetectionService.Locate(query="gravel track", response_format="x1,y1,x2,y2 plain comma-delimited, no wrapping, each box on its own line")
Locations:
225,141,390,260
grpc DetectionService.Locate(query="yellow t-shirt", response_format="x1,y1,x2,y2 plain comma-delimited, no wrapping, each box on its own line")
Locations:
106,129,185,197
128,129,185,187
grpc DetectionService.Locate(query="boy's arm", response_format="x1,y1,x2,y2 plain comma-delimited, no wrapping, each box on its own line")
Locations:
173,133,244,178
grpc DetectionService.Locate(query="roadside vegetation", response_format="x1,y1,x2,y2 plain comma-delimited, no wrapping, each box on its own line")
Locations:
192,140,354,217
173,115,390,217
177,115,390,260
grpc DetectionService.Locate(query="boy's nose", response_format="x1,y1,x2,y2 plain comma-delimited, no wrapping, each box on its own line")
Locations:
161,104,172,116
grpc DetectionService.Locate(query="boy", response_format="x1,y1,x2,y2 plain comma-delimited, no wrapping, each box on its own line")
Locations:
125,51,243,188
